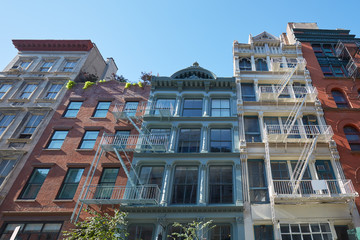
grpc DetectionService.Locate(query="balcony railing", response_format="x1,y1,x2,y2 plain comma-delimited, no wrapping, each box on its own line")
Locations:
100,133,169,152
271,58,306,72
145,102,175,117
346,58,360,78
265,125,333,143
80,184,161,205
272,179,357,201
258,86,317,102
235,46,297,55
112,102,147,120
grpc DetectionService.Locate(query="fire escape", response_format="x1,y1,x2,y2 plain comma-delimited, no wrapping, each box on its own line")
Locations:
335,40,360,79
71,101,170,222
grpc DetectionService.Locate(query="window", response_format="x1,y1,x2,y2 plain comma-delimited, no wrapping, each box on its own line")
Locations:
256,59,268,71
62,60,77,72
0,222,62,240
271,161,290,180
172,166,198,204
239,59,252,71
63,101,82,117
182,99,203,117
124,102,139,117
0,160,17,186
312,44,323,57
19,168,50,199
254,225,273,240
210,225,232,240
39,61,54,72
241,83,256,101
0,115,15,136
47,130,68,149
323,44,335,56
20,84,37,99
115,130,131,148
248,160,268,203
93,101,111,117
244,116,261,142
335,226,349,240
211,99,230,117
19,60,32,69
178,128,201,153
344,126,360,151
333,66,346,77
139,166,164,188
95,168,119,199
331,90,349,108
280,223,332,240
57,168,84,199
210,129,231,152
209,166,233,204
44,84,62,99
321,65,333,77
0,84,11,98
154,99,176,115
19,114,44,138
128,224,154,240
79,131,99,149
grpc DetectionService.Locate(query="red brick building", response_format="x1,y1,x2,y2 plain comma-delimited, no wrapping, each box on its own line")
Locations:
0,80,150,239
287,23,360,214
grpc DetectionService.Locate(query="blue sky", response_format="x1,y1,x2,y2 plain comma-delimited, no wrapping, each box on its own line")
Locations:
1,0,359,82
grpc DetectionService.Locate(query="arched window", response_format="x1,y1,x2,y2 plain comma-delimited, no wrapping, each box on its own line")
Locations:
344,126,360,151
331,90,349,108
239,59,252,71
256,59,268,71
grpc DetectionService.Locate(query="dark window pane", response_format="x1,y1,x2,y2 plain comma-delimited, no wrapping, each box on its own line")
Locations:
57,168,84,199
209,166,233,204
239,59,252,71
20,168,50,199
183,99,203,117
331,90,349,108
241,83,256,101
172,166,198,204
244,116,261,142
178,129,201,153
254,225,273,240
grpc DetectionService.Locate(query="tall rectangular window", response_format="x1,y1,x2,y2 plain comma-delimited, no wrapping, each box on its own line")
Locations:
93,101,111,117
244,116,261,142
210,129,231,152
241,83,256,101
57,168,84,199
124,102,139,117
178,129,201,153
95,168,119,199
248,160,268,203
254,225,274,240
209,166,233,204
182,99,203,117
154,99,176,115
79,131,99,149
0,160,17,186
62,60,77,72
256,59,268,71
19,168,50,199
139,166,164,188
210,225,232,240
20,84,37,99
211,99,230,117
0,222,62,240
63,101,82,117
280,223,332,240
47,130,68,149
39,61,54,72
0,84,12,98
0,115,15,136
44,84,62,99
172,166,198,204
128,224,154,240
19,115,44,138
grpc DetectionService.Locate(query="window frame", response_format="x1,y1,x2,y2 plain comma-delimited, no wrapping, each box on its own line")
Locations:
39,60,55,72
78,130,100,149
244,116,261,142
56,168,84,199
209,224,232,240
0,159,17,187
210,128,232,152
19,168,50,199
19,84,38,99
256,59,268,71
239,58,252,71
62,59,78,72
92,101,111,118
331,90,349,108
63,101,83,118
19,114,45,139
344,126,360,151
241,83,256,102
177,128,201,153
0,84,12,99
248,160,269,203
127,224,155,240
182,98,203,117
211,98,230,117
124,101,139,117
95,168,119,199
44,83,63,100
254,225,274,240
280,223,332,240
46,130,69,149
171,166,199,204
208,165,233,204
0,114,15,137
0,222,63,240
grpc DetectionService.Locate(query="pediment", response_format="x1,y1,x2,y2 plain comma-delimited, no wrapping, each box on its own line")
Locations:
252,31,279,42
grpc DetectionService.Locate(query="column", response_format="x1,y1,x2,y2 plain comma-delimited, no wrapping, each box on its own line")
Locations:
281,56,287,68
254,78,259,102
232,96,237,116
155,218,166,240
251,55,256,71
174,95,181,116
201,126,208,153
168,126,178,153
234,56,240,73
233,126,240,152
236,217,245,240
258,111,264,142
203,96,209,117
238,112,246,147
199,164,207,205
266,55,271,71
160,164,172,206
145,95,154,115
288,82,296,99
235,163,243,205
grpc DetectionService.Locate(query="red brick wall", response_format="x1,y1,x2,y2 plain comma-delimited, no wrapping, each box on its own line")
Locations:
0,80,150,232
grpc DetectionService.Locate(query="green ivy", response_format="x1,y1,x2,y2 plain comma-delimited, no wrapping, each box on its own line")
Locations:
83,81,95,89
66,80,76,89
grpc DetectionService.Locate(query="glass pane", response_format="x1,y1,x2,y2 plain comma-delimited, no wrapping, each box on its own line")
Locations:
52,131,68,140
24,223,43,232
84,131,99,140
65,169,84,183
42,223,62,232
100,168,119,183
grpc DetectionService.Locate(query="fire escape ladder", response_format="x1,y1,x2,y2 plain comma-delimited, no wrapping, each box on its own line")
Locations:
291,136,318,194
283,96,306,136
275,64,298,98
264,134,276,225
113,146,139,186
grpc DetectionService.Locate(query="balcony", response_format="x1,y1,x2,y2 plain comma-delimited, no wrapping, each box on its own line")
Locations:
145,102,175,117
273,179,358,202
335,41,360,79
271,58,306,72
265,125,333,143
258,85,317,102
112,102,147,121
100,133,169,152
79,184,161,205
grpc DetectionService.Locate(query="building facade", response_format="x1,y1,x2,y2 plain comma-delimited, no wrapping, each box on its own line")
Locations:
234,31,359,240
0,39,117,207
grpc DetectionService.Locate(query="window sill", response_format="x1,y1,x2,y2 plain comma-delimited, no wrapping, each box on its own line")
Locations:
7,138,32,143
8,98,30,103
75,149,95,152
15,199,36,203
35,98,56,103
53,199,74,203
43,148,62,151
89,117,107,120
